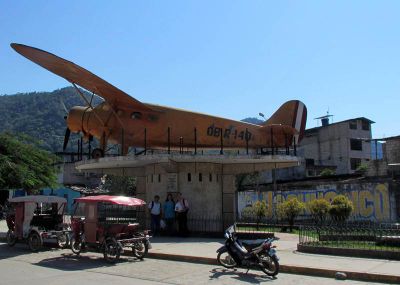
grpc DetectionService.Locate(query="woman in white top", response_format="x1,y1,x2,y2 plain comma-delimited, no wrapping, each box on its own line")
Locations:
175,193,189,236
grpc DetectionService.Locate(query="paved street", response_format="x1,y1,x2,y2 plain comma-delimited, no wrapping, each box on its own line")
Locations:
0,242,384,285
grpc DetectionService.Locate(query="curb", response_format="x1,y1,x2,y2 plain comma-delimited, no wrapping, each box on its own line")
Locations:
147,252,400,284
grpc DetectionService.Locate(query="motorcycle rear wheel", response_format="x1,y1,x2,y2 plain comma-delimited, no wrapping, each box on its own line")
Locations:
70,237,82,255
103,238,121,263
260,254,279,276
28,232,42,252
132,240,148,259
217,251,237,268
6,230,16,247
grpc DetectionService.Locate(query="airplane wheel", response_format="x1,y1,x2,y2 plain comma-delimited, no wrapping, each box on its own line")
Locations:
28,232,42,252
92,148,104,159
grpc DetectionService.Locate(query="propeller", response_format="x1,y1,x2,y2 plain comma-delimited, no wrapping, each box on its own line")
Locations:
60,98,69,115
63,128,71,151
61,98,71,151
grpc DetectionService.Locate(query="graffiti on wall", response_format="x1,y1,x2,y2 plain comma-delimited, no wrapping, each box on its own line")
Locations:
237,183,391,221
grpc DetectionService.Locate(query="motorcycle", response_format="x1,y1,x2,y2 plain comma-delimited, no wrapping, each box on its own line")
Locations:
216,225,280,276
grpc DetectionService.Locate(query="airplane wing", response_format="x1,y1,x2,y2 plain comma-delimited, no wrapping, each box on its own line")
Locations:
11,43,153,112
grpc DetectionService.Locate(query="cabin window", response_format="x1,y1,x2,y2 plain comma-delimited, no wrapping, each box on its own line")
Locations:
151,175,153,183
131,112,142,120
158,174,161,183
199,173,202,182
209,173,212,182
350,139,362,151
73,203,86,218
187,173,191,182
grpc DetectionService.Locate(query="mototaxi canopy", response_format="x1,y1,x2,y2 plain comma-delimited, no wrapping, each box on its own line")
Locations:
74,195,146,206
8,195,67,205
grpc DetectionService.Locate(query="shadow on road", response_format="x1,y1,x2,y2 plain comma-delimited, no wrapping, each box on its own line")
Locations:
0,243,63,259
35,253,144,271
209,267,276,284
0,242,144,271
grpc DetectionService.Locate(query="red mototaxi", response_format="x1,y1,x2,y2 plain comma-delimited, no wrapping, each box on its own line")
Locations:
70,195,151,262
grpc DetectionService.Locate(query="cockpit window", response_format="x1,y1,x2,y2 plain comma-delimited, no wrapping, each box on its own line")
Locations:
131,112,142,119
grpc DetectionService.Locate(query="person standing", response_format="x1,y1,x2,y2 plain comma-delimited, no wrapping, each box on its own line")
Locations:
175,193,189,236
148,195,162,236
163,194,175,235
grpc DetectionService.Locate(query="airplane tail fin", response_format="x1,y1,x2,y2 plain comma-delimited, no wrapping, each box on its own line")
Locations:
265,100,307,143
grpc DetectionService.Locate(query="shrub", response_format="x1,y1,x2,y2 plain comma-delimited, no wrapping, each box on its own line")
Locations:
320,168,335,176
307,198,331,225
356,163,369,174
241,206,256,220
240,200,268,229
329,195,354,222
253,200,268,229
277,198,305,232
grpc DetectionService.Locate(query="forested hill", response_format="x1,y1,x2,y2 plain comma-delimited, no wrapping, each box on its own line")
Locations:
0,87,102,152
241,117,264,125
0,86,262,152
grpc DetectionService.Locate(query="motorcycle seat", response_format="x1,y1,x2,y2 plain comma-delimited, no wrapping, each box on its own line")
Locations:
241,239,265,247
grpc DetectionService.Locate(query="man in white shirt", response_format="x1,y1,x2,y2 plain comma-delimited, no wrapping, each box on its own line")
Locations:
175,193,189,236
148,195,161,235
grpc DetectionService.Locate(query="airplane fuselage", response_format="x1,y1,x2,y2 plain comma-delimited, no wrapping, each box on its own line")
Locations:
68,102,295,152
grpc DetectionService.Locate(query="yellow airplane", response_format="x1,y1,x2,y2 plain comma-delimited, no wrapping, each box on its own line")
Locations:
11,43,307,157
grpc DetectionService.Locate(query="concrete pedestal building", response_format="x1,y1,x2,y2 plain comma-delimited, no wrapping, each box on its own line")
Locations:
75,153,299,232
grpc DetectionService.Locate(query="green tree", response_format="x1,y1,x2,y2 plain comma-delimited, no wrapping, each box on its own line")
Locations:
0,132,59,193
307,198,331,225
277,198,305,232
329,195,354,222
103,175,136,196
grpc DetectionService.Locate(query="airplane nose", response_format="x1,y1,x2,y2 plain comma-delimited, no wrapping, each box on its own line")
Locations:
67,106,87,133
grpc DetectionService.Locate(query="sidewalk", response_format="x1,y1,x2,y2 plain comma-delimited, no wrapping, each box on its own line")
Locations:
149,233,400,284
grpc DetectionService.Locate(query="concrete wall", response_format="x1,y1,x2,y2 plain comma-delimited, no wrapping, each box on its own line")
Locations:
299,119,372,175
61,162,102,187
238,178,398,222
386,139,400,165
142,162,224,217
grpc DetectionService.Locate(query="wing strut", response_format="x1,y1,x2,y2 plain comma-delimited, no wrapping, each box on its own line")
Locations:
71,82,106,126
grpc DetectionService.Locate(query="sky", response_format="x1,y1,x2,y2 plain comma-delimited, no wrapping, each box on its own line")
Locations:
1,1,400,138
